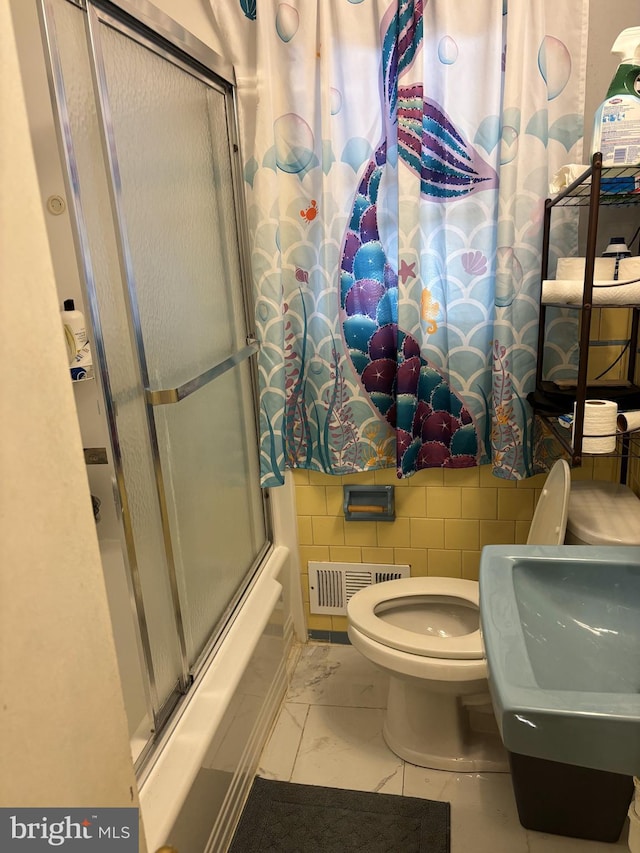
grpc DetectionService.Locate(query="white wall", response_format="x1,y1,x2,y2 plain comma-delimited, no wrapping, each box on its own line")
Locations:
153,0,222,52
0,4,145,846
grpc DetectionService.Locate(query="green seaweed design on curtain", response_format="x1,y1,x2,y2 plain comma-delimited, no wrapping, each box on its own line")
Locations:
488,340,533,478
283,286,363,476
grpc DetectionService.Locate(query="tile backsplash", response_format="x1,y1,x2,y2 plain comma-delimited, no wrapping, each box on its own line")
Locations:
293,458,618,632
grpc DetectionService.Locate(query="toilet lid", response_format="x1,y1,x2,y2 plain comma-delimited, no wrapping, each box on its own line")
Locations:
527,458,571,545
347,577,483,660
567,480,640,545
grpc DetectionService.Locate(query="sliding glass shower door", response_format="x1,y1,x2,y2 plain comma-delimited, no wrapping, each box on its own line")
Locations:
40,0,269,765
92,4,268,671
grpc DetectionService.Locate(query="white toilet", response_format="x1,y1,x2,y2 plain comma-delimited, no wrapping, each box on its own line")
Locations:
565,479,640,546
347,459,572,773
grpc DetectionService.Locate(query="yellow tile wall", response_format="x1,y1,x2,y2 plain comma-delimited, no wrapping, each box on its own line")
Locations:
292,461,606,633
598,308,631,342
587,346,626,382
587,305,632,383
293,457,640,631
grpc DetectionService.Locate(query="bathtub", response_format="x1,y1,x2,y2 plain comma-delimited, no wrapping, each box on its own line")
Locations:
139,478,304,852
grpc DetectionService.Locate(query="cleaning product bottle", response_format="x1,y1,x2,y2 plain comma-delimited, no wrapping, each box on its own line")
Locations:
61,298,87,364
603,236,632,280
592,27,640,172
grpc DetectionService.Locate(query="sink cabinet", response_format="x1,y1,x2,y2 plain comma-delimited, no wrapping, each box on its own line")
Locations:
479,544,640,842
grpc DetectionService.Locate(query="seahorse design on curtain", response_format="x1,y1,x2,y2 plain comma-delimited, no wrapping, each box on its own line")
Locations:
340,0,497,475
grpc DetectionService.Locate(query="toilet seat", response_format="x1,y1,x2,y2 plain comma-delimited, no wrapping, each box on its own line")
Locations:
526,458,571,545
347,577,483,660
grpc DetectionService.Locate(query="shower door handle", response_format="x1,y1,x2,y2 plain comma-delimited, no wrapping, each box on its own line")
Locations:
145,341,259,406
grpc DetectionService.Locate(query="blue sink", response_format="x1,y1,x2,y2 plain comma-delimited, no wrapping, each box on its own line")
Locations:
479,545,640,776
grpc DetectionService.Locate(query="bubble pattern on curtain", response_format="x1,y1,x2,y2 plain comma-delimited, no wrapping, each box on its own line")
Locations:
213,0,588,486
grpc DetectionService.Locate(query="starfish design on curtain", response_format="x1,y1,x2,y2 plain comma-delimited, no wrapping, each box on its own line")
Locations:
398,259,416,282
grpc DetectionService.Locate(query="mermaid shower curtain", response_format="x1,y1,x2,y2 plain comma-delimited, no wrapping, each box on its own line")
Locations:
210,0,588,486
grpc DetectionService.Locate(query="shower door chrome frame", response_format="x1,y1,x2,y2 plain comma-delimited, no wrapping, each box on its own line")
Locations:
83,0,271,679
83,0,191,701
37,0,272,768
37,0,160,757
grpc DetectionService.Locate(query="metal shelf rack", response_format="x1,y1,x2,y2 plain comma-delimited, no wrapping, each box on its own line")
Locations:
530,152,640,476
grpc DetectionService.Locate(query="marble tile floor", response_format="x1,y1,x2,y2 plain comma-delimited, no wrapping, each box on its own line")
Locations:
257,642,630,853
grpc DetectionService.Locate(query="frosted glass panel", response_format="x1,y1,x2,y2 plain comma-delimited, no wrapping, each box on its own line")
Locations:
155,362,266,663
53,0,184,721
97,21,268,667
99,24,245,391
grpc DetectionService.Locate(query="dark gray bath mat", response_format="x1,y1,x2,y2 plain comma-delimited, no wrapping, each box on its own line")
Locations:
228,777,450,852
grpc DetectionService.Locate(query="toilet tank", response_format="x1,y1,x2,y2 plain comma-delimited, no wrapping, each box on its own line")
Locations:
565,480,640,545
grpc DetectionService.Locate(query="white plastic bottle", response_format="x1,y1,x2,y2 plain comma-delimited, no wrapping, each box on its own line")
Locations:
602,236,631,280
61,298,87,364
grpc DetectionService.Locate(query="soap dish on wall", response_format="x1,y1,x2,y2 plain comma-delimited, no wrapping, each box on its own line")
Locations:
343,484,395,521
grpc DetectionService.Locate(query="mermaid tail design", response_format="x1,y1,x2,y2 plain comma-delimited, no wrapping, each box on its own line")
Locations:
340,143,478,474
340,1,496,474
398,88,498,199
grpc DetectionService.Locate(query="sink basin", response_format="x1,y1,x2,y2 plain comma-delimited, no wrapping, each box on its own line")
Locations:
479,545,640,776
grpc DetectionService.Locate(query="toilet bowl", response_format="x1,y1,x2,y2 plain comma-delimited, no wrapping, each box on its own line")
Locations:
347,459,572,772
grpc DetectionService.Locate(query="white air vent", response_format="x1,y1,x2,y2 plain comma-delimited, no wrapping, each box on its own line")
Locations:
308,562,410,615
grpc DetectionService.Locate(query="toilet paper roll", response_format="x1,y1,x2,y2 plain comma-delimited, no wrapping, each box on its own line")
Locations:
556,257,616,281
617,410,640,433
573,399,618,454
618,257,640,283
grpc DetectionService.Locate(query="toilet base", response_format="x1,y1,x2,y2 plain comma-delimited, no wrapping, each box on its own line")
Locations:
383,673,509,773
